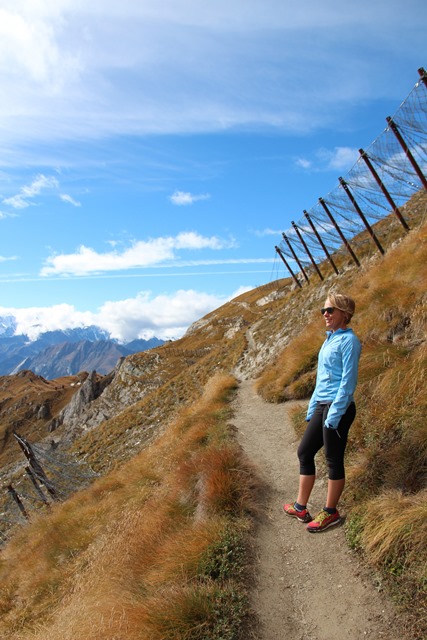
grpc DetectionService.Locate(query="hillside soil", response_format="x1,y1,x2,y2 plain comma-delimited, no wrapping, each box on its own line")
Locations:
233,379,405,640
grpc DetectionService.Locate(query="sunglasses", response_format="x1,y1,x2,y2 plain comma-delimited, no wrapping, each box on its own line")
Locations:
321,307,336,315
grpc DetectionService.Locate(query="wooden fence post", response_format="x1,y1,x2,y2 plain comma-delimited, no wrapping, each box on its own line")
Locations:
304,210,339,274
7,485,29,520
291,221,324,280
275,246,302,288
339,177,385,255
359,149,409,231
318,198,361,267
13,433,60,501
282,233,310,283
386,117,427,191
25,466,50,505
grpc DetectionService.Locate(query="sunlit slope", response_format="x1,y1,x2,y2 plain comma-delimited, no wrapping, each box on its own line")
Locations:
0,189,425,638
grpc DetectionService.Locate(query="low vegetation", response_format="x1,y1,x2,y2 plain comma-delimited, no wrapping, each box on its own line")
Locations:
0,374,260,639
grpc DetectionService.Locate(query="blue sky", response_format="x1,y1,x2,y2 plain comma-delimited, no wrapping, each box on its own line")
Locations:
0,1,425,341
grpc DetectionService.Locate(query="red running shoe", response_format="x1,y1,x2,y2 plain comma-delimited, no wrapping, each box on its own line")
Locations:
283,502,312,523
306,509,341,533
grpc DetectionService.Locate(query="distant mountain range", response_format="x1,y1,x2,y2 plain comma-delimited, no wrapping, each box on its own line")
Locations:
0,316,163,378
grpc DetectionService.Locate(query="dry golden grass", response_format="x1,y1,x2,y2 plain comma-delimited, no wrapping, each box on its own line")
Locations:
255,317,322,403
0,374,258,640
68,330,249,474
357,490,427,632
347,342,427,505
361,490,427,574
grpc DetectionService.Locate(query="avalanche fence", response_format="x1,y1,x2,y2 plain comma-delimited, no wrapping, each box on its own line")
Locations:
274,67,427,286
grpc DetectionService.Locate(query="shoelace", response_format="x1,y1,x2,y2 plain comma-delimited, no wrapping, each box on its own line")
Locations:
313,510,330,523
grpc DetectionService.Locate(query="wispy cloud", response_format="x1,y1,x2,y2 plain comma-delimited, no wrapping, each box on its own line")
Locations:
2,174,59,209
40,231,237,276
0,210,18,220
295,158,312,170
60,193,81,207
21,174,58,197
295,147,359,173
253,228,283,237
2,194,29,210
0,3,80,90
318,146,359,171
1,2,423,152
169,191,211,206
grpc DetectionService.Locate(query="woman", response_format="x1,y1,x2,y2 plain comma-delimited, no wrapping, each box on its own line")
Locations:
283,290,361,532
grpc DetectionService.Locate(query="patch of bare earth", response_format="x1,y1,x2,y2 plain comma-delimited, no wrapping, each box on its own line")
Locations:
233,379,404,640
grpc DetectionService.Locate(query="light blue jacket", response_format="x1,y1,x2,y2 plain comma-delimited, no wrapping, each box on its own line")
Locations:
306,328,361,429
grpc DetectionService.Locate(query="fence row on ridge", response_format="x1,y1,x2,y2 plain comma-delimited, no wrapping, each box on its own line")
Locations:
275,67,427,287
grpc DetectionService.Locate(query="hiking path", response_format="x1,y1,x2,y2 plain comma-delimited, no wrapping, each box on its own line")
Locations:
233,379,402,640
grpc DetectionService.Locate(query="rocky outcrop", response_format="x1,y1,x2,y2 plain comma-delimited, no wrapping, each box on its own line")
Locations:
49,369,115,436
48,351,166,444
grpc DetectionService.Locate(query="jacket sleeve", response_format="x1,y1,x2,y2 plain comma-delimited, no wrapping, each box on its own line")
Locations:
306,347,322,421
324,334,361,428
306,385,318,422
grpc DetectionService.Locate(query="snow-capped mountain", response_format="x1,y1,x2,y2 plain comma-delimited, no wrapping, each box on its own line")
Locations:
0,318,163,378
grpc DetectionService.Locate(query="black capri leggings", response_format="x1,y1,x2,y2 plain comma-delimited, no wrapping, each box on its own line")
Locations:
297,402,356,481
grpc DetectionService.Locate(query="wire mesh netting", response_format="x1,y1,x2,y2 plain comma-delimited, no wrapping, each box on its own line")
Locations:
1,434,98,543
275,70,427,282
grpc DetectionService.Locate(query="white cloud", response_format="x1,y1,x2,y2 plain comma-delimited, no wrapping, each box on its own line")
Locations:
0,286,245,341
60,193,81,206
294,147,360,174
40,231,235,276
318,146,359,171
3,174,59,209
97,289,229,341
22,174,59,196
296,158,312,170
0,2,81,95
0,2,423,151
173,231,228,250
0,303,95,341
3,194,30,209
170,191,211,206
253,228,283,237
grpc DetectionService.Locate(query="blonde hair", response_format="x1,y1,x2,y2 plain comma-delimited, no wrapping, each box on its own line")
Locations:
327,290,356,324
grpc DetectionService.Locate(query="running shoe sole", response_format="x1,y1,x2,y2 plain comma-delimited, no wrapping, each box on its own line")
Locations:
306,515,342,533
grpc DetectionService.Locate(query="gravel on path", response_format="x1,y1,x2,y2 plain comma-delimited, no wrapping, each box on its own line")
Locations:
233,379,401,640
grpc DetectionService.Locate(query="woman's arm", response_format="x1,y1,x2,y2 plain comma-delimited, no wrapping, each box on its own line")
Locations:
324,333,361,429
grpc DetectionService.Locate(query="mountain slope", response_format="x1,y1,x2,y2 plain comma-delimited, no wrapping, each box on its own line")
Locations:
0,191,425,639
0,326,163,378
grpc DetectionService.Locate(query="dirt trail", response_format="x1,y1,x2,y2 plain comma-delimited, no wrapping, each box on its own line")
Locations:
233,379,401,640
